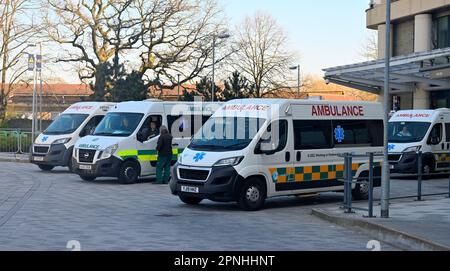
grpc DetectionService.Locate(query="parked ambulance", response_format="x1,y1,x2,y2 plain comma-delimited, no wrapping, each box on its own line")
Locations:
388,109,450,174
170,99,384,211
72,100,222,183
31,102,115,171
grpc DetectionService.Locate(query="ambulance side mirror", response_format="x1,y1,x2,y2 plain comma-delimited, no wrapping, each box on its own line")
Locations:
255,140,277,155
137,128,150,142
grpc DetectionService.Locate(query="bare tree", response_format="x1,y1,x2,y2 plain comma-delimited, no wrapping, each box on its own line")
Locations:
0,0,38,125
45,0,229,100
44,0,145,99
360,31,378,61
136,0,229,94
231,12,295,98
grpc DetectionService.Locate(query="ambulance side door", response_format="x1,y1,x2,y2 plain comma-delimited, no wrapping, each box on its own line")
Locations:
428,122,446,171
256,118,294,196
136,114,163,176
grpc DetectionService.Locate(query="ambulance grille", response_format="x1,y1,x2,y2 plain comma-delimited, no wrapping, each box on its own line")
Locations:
179,168,209,181
78,149,96,163
388,154,401,162
33,146,49,154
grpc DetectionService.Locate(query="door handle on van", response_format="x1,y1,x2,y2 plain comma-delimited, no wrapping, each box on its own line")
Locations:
172,143,179,147
285,152,291,162
296,151,301,162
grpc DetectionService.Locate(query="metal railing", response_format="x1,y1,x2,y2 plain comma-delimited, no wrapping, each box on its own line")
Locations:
0,129,34,154
389,151,450,201
341,151,450,218
341,153,382,218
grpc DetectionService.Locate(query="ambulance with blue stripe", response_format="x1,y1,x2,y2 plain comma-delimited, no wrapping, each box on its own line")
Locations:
31,102,115,171
170,99,384,211
388,109,450,174
72,100,222,183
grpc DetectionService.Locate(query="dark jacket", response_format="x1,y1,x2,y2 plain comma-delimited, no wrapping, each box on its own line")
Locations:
156,131,173,157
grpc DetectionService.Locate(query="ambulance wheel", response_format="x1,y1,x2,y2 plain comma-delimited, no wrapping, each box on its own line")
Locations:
80,175,96,181
352,172,369,200
118,160,139,184
238,178,266,211
38,165,54,171
67,158,73,173
179,194,203,205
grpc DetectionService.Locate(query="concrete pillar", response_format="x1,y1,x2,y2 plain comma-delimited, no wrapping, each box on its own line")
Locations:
414,14,432,53
377,23,393,105
377,24,393,60
413,14,432,109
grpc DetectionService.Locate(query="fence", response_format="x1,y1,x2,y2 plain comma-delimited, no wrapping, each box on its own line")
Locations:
0,129,34,154
341,152,450,218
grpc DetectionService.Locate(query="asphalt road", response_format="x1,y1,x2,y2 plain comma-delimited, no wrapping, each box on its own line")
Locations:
1,162,447,251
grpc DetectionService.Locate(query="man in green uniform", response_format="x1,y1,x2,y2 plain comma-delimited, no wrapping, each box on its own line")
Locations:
155,126,173,184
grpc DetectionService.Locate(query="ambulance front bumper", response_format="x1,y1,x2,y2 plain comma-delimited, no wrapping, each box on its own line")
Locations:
389,152,419,173
30,144,73,167
170,163,244,202
72,156,122,178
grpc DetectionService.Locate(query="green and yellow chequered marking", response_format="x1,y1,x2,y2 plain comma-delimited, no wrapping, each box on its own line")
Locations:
434,153,450,163
117,148,184,162
269,162,381,183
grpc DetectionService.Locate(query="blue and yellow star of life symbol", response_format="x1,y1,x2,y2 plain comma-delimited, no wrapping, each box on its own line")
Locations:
193,152,206,162
42,136,49,142
388,144,395,151
334,125,345,143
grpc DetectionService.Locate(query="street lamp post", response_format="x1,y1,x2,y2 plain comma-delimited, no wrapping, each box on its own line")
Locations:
211,33,230,102
289,65,301,98
381,0,392,218
177,74,181,101
27,43,37,142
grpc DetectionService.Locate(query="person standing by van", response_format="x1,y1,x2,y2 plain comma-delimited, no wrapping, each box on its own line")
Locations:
155,126,173,184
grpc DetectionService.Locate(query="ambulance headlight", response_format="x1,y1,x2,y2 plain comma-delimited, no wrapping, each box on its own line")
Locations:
213,156,244,167
403,146,421,153
52,138,71,145
100,144,119,159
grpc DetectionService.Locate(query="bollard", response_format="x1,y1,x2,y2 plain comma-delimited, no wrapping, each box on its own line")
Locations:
368,153,374,218
345,154,353,213
343,154,348,210
417,151,422,201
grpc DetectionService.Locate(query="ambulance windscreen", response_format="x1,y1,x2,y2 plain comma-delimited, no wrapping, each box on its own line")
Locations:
388,121,431,143
94,113,144,137
189,117,266,151
44,114,89,135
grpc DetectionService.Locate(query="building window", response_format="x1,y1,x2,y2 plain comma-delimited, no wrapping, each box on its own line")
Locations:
430,91,450,109
434,16,450,49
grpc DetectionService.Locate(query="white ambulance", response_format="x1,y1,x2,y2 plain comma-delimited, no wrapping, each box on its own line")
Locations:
170,99,384,211
31,102,115,171
72,100,222,183
388,109,450,174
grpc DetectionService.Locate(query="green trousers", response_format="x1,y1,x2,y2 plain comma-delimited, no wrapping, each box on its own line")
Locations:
156,155,172,184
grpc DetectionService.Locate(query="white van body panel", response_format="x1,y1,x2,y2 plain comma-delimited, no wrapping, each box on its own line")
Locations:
171,99,384,202
388,109,450,173
73,101,222,179
31,102,115,167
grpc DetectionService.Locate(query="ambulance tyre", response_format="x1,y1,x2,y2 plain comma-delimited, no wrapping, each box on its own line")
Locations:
118,160,139,184
80,175,96,181
179,194,203,205
67,158,73,173
38,165,54,171
238,178,266,211
352,172,369,200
